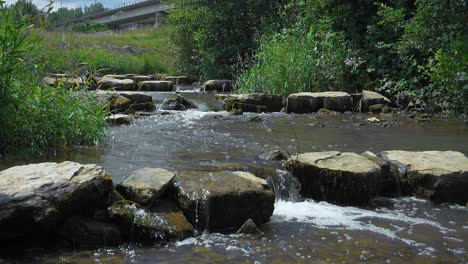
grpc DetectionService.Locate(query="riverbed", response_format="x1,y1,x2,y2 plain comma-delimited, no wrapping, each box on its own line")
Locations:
1,90,467,263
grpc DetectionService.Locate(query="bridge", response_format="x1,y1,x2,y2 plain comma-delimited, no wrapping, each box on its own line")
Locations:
62,0,174,29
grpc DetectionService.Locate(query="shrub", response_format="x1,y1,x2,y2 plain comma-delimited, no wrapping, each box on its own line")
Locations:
237,20,362,95
0,1,107,156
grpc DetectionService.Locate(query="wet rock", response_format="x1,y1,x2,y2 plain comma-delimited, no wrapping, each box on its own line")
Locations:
286,92,352,113
369,104,396,114
161,95,197,111
139,81,174,91
165,76,190,85
211,163,277,180
267,150,288,161
236,219,264,235
317,108,341,115
379,151,468,205
360,90,391,112
120,93,155,112
116,168,175,206
98,76,135,91
369,197,394,209
173,170,275,231
284,152,383,205
105,114,134,125
222,93,283,113
109,95,132,113
59,216,122,248
249,116,263,123
108,204,193,242
0,162,113,243
126,75,152,83
203,80,233,92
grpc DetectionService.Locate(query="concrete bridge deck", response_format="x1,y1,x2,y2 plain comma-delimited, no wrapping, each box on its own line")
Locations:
62,0,174,29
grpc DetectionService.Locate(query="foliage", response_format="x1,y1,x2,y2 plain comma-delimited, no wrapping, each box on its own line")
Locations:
69,22,108,33
236,0,467,115
238,20,360,95
48,2,107,28
0,1,107,156
168,0,284,80
41,28,171,75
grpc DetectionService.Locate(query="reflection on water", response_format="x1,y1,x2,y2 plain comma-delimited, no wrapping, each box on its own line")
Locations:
1,90,467,263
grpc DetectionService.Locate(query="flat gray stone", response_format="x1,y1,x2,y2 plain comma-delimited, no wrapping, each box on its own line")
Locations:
117,168,175,205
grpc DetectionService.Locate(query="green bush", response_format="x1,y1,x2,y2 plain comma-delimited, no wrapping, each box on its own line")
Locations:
168,0,283,80
237,20,361,95
0,1,107,156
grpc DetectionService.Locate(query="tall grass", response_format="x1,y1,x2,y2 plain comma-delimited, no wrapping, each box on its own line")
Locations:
0,1,107,156
41,28,173,75
237,21,361,96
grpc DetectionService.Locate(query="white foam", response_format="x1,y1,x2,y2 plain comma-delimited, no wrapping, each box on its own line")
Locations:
272,199,454,246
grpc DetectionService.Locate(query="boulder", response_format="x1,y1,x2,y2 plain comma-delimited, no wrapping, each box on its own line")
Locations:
236,219,264,235
203,80,233,92
98,76,135,91
116,168,175,206
286,92,352,113
105,114,134,125
43,76,83,88
284,152,383,205
369,104,396,114
160,95,197,111
120,93,155,112
108,204,193,242
59,216,122,248
360,90,391,112
222,93,283,113
165,76,190,85
126,75,152,83
109,95,132,113
139,81,174,92
0,162,113,243
379,151,468,204
172,170,275,231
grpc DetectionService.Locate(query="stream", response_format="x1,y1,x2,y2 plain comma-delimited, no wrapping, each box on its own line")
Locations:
1,89,467,263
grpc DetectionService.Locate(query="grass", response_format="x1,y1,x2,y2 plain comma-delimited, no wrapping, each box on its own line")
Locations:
40,27,173,75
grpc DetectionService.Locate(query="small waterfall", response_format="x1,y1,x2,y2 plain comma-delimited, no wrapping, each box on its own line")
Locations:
269,169,302,202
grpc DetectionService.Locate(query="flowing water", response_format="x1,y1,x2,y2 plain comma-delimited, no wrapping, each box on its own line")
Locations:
1,89,467,263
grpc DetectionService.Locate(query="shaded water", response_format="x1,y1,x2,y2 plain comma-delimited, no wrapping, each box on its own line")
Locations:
1,89,467,263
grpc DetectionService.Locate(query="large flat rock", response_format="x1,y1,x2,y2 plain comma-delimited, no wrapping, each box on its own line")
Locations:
284,152,383,205
117,168,175,206
380,151,468,204
139,81,174,91
173,170,274,231
286,92,352,113
221,93,283,113
98,76,135,91
0,162,113,242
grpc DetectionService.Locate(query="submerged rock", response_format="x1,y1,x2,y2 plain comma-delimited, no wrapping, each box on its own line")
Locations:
236,219,264,235
284,152,383,205
116,168,175,206
0,162,113,243
59,216,122,248
369,104,396,114
203,80,233,92
98,76,135,91
360,90,391,112
161,95,197,111
380,151,468,205
105,114,134,125
108,204,193,242
286,92,352,113
139,81,174,91
172,170,275,231
222,93,283,113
